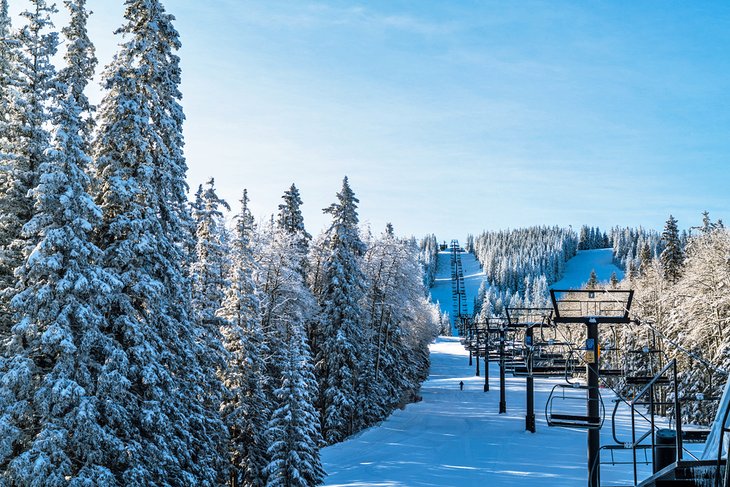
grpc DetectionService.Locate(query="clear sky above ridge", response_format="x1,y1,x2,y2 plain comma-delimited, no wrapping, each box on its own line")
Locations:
10,1,730,241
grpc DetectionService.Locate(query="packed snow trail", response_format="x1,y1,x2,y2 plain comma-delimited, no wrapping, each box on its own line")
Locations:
321,336,677,486
321,248,702,486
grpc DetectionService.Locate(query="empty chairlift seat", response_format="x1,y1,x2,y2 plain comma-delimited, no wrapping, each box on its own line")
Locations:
545,383,605,429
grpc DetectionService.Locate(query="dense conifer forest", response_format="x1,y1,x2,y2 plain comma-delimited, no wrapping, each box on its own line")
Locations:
0,2,439,484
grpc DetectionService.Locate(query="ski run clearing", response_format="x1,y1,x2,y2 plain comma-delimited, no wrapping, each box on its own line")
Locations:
321,249,701,486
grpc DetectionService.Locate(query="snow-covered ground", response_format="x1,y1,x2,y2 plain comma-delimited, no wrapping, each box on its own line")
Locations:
321,247,701,486
551,248,624,290
429,250,485,331
322,336,699,486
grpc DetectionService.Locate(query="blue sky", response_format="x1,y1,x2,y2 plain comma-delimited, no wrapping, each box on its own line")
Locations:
10,1,730,240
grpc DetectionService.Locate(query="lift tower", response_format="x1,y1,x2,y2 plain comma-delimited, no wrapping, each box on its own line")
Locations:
549,289,633,487
505,307,553,433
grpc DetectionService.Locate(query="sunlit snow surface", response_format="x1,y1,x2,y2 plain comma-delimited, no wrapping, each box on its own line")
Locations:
322,336,704,486
551,249,624,290
322,249,702,486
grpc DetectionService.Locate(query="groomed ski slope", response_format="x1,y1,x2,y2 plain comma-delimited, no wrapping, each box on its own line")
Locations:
429,249,485,330
321,248,695,486
551,249,624,290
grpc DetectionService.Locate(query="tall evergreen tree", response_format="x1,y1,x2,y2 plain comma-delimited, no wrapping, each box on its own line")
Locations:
660,215,684,283
586,269,598,289
0,0,57,339
277,184,310,245
218,191,270,487
314,176,366,443
58,0,95,141
639,242,653,277
191,178,230,330
0,0,18,336
265,320,325,487
92,0,227,483
0,2,120,482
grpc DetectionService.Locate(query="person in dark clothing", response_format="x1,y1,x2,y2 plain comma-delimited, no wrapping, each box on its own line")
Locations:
459,381,464,391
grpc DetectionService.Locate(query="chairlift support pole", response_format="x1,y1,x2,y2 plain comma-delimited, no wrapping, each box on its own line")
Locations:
499,323,506,413
475,327,481,377
468,319,473,366
587,317,600,487
549,289,634,487
526,325,536,433
506,307,552,433
484,325,490,392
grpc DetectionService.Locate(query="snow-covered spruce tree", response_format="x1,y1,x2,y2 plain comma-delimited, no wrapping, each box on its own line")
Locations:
93,0,227,483
0,1,127,483
586,269,598,289
259,191,316,360
277,183,311,269
265,320,325,487
313,176,366,444
191,178,230,359
0,0,16,332
0,0,56,339
58,0,95,139
217,190,271,487
262,184,324,478
660,215,684,284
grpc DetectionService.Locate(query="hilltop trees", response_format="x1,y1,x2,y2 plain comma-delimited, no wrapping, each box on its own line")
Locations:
471,226,577,312
660,215,684,283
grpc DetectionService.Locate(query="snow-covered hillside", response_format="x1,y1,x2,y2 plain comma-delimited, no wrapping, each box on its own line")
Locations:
551,248,624,289
429,250,485,329
430,248,625,325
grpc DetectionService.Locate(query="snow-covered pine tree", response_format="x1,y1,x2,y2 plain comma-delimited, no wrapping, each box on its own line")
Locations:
58,0,95,141
578,225,589,250
639,242,653,277
190,177,232,440
0,0,18,336
0,0,56,339
417,233,439,289
0,2,122,482
258,187,317,412
314,176,366,444
277,183,311,264
265,319,325,487
217,190,271,487
191,178,230,345
660,215,684,283
609,271,619,289
586,269,598,289
92,0,227,483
